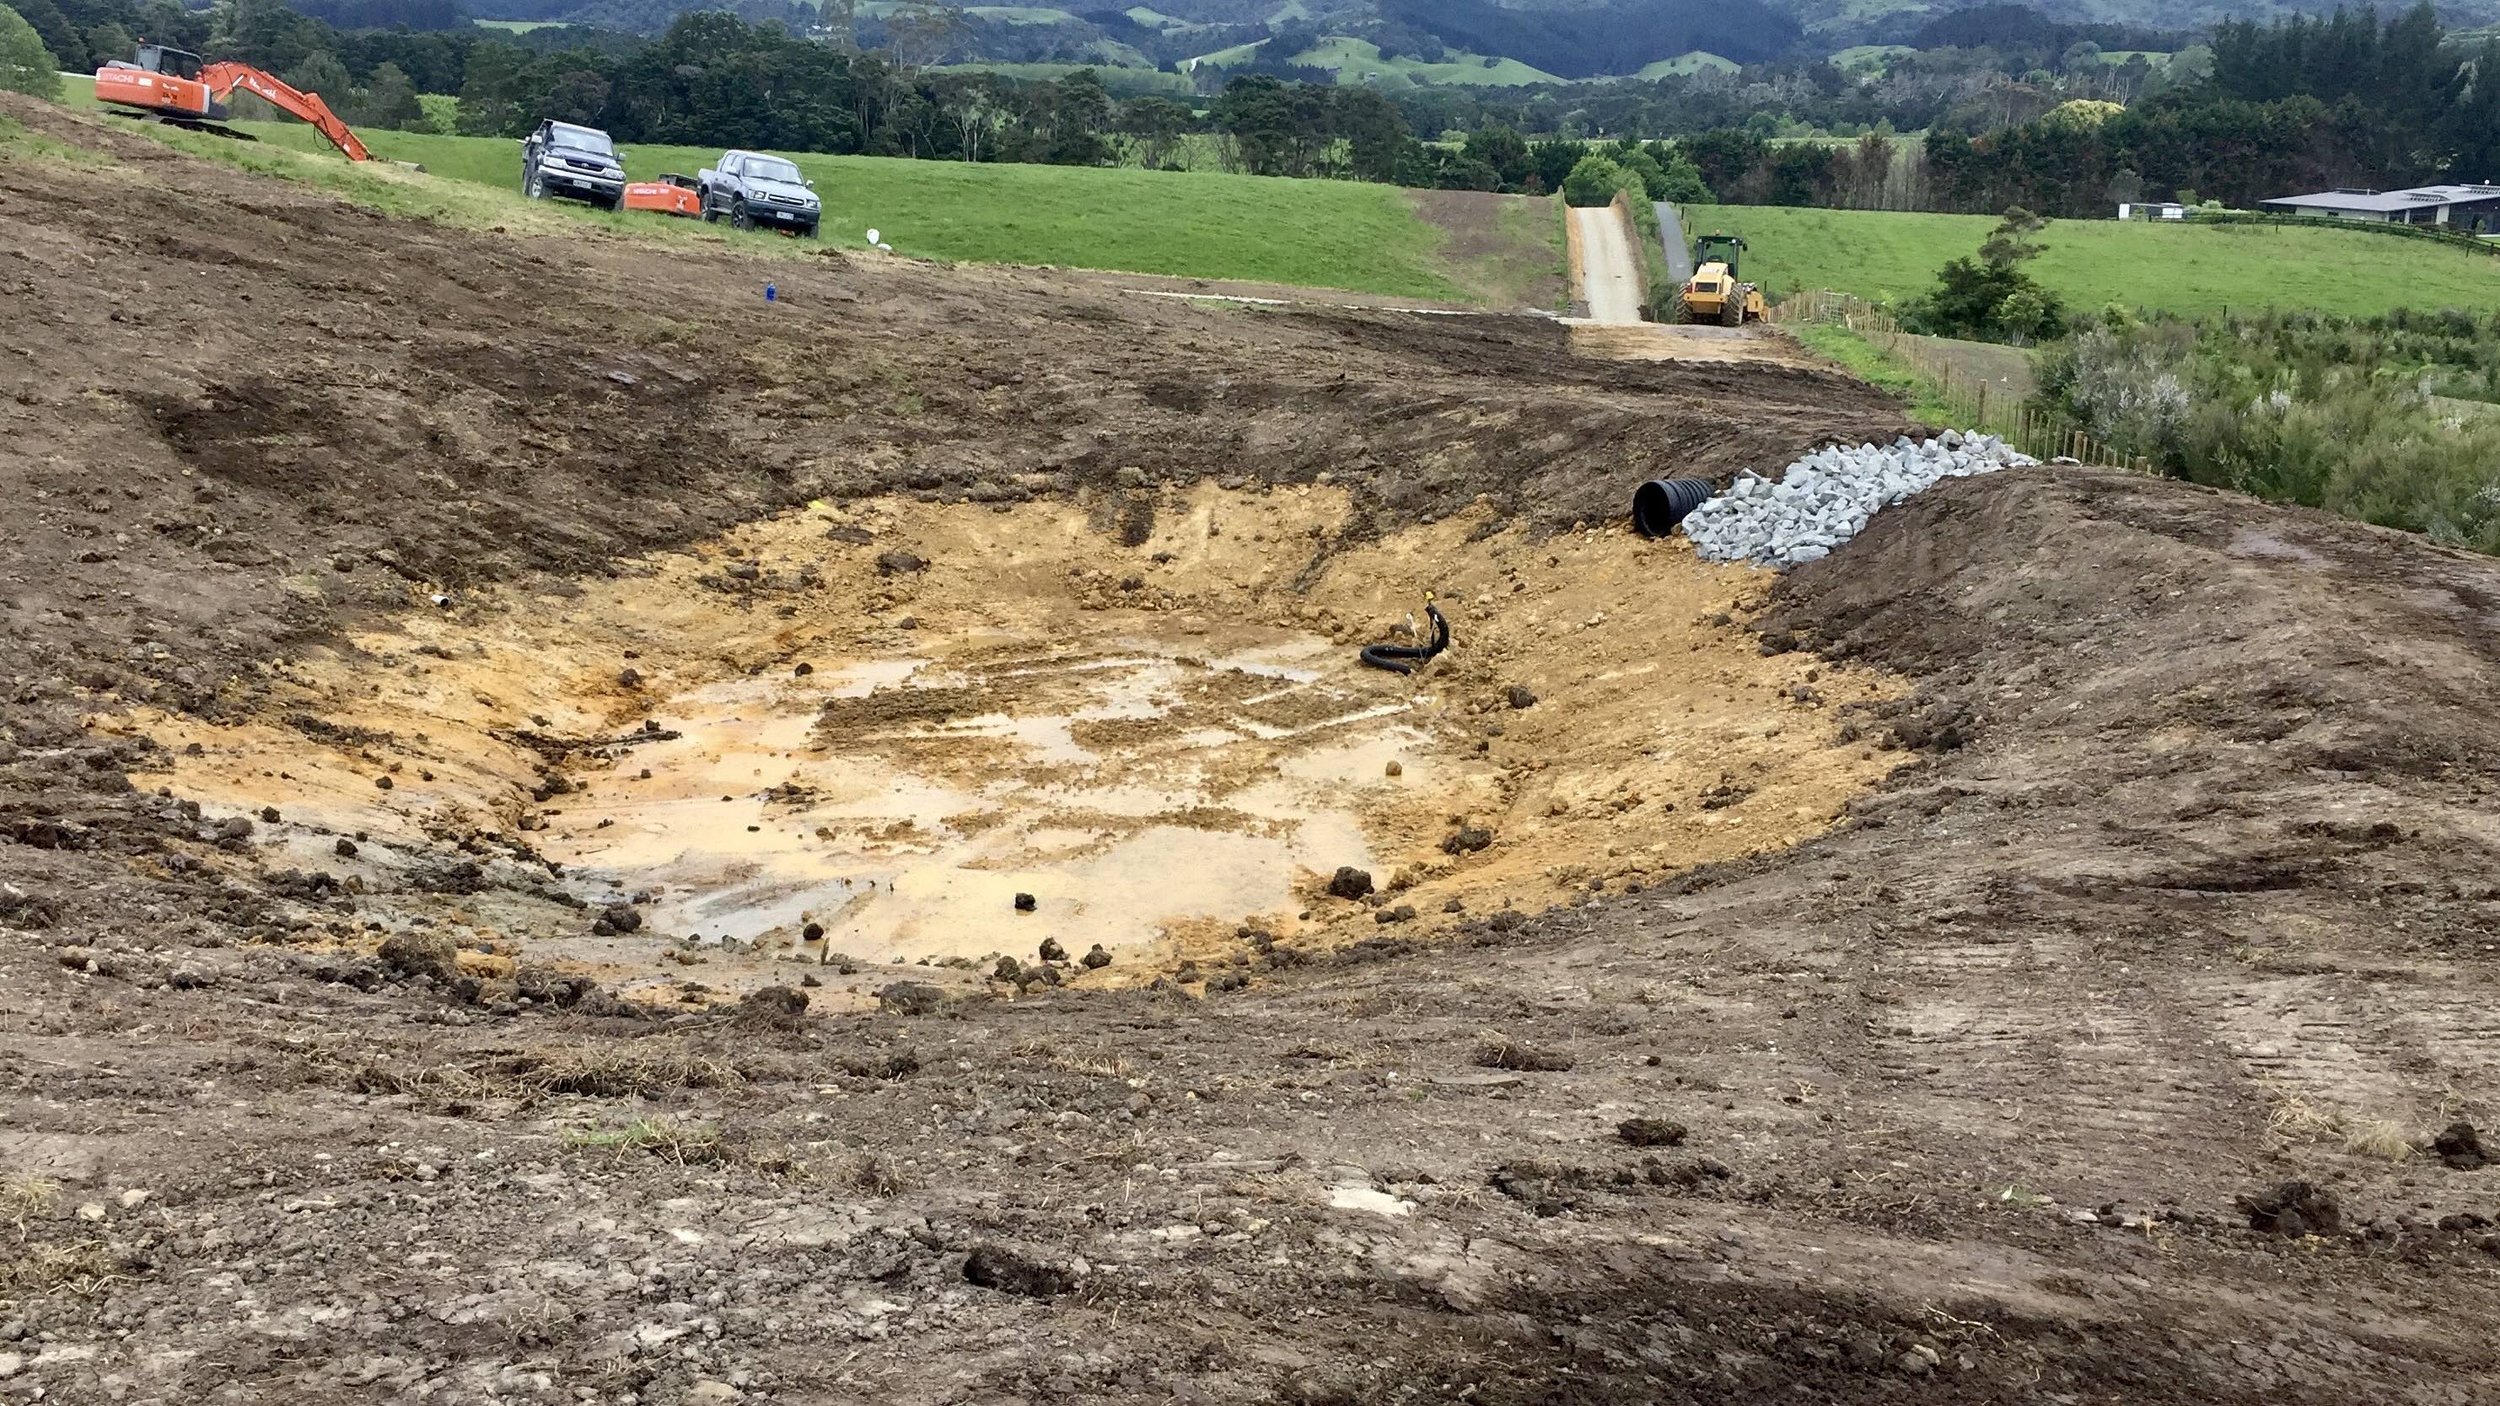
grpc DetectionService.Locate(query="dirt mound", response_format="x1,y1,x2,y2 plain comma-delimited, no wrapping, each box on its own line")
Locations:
3,98,2498,1404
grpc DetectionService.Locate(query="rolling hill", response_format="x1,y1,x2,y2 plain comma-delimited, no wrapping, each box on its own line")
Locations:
450,0,2500,73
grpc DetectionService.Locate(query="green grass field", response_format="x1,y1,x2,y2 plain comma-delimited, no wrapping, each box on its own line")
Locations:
1284,37,1562,88
37,96,1531,300
857,1,1082,20
1689,206,2500,318
934,61,1190,94
1828,44,1914,74
1635,51,1739,78
1789,323,1957,425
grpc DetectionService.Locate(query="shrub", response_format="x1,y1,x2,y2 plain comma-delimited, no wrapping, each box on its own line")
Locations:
1903,207,2067,343
1561,153,1628,207
2035,308,2500,552
0,4,62,103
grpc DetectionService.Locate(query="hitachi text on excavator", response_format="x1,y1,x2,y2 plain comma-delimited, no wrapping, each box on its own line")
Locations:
94,44,370,162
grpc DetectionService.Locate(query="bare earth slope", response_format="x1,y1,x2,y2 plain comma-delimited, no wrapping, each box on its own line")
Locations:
3,98,2499,1405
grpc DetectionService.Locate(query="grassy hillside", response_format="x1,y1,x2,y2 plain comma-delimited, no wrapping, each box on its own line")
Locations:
1829,43,1913,73
935,61,1194,94
49,99,1557,302
1284,36,1563,87
1635,51,1739,78
1689,206,2500,319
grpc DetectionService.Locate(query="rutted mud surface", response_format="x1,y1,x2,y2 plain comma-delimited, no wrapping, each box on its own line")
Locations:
3,95,2500,1406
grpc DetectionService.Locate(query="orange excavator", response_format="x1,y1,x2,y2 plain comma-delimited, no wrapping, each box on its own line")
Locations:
95,44,370,161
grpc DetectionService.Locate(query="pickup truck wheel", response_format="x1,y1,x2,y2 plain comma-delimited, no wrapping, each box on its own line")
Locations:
800,222,820,241
730,202,754,232
524,170,546,200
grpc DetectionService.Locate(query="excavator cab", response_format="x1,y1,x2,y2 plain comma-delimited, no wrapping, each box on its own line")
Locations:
99,44,224,121
133,45,203,80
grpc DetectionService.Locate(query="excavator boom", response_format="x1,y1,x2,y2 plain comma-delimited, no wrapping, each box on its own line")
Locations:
202,63,370,162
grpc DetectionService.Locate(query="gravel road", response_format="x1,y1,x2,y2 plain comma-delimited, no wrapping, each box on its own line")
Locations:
1569,204,1645,325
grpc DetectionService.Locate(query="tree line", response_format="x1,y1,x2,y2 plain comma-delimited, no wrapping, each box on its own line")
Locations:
1918,3,2500,216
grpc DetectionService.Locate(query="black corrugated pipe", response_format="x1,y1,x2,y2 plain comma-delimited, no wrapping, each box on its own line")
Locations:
1632,478,1712,538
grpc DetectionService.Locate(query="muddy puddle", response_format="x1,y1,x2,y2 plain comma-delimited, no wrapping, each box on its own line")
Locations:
107,484,1905,1004
526,630,1473,972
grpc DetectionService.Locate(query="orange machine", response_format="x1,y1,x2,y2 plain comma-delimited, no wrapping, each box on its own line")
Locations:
95,45,370,162
624,173,702,217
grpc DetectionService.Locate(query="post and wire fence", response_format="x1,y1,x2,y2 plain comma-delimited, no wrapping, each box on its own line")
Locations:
1767,290,2155,475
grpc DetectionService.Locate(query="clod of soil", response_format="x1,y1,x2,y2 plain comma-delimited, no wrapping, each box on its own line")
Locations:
376,930,460,983
1328,867,1376,900
2239,1179,2343,1237
1617,1117,1690,1147
877,982,945,1016
2434,1121,2488,1170
733,985,809,1030
1507,685,1538,710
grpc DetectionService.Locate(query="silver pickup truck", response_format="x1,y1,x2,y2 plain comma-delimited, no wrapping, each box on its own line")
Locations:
697,150,822,238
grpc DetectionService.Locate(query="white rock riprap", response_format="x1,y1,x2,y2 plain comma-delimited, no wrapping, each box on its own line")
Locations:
1679,430,2039,568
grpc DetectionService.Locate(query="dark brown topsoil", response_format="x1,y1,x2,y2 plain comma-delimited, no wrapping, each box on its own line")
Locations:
4,96,2500,1406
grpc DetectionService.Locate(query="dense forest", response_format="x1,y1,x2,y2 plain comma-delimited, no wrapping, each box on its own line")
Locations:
1921,6,2500,215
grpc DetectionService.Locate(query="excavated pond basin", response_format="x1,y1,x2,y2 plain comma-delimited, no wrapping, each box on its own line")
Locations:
110,485,1903,1006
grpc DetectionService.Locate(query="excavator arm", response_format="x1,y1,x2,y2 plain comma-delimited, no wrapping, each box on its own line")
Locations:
201,62,371,162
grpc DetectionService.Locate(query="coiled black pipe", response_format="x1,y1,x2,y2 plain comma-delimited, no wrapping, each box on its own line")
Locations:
1632,477,1713,538
1361,603,1449,675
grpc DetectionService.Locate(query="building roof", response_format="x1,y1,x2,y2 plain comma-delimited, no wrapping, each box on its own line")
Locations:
2263,184,2500,212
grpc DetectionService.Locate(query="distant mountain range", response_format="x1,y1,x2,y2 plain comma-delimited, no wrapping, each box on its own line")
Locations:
458,0,2500,66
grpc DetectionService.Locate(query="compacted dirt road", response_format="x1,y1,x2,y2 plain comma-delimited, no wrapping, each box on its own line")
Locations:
1568,204,1646,325
4,97,2500,1406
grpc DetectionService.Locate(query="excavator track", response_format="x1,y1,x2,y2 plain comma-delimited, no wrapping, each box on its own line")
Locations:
110,110,259,142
